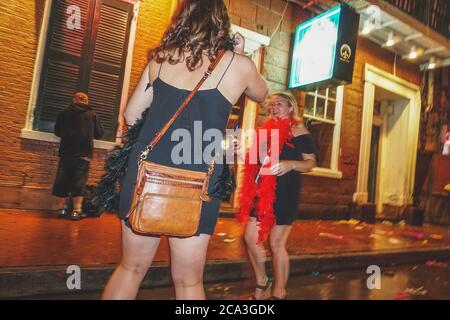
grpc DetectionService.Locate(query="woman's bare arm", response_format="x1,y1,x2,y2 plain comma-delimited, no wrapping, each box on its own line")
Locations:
123,63,154,126
233,33,268,103
244,60,269,103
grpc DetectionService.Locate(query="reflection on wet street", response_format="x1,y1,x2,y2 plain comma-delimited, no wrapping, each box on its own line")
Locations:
28,261,450,300
1,210,449,268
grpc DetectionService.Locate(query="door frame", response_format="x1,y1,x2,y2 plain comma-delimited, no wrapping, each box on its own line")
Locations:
223,25,270,211
353,64,421,207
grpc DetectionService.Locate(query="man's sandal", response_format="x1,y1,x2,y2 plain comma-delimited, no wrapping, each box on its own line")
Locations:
249,276,273,300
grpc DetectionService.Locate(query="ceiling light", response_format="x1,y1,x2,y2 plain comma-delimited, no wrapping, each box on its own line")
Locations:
362,20,373,35
408,46,418,59
428,57,436,70
386,32,395,47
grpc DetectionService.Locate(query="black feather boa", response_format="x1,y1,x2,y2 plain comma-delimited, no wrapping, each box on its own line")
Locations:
92,107,150,215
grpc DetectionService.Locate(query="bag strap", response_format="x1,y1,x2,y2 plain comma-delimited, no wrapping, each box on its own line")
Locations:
139,50,226,164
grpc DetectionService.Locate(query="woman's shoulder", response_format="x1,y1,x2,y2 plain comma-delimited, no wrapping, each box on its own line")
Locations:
291,125,310,138
230,51,256,73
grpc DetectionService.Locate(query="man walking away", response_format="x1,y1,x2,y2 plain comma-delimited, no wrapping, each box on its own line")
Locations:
52,92,104,220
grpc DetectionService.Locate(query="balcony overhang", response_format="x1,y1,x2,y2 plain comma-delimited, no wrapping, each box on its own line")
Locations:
348,0,450,70
287,0,450,70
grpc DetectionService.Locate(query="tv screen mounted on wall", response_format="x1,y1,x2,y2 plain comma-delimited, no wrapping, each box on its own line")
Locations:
289,3,360,91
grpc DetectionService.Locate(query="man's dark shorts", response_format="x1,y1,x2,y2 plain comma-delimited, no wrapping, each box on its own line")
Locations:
52,157,90,198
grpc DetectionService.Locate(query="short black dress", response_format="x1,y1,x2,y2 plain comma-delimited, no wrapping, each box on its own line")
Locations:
118,62,234,236
272,133,316,225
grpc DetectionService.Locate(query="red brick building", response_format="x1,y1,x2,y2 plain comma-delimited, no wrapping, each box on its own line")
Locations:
0,0,447,222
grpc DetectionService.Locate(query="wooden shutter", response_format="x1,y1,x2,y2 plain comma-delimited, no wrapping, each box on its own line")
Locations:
86,0,133,141
34,0,133,142
34,0,93,132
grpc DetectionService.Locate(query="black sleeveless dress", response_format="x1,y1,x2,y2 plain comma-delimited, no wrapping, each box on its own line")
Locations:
119,62,234,236
273,133,316,225
250,133,316,225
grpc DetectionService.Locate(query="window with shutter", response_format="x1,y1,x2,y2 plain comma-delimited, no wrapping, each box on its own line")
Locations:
34,0,133,142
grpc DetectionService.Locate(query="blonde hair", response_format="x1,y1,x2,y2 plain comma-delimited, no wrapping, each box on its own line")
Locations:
266,90,302,123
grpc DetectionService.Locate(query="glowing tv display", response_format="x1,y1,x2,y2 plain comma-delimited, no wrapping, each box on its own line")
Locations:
289,4,360,91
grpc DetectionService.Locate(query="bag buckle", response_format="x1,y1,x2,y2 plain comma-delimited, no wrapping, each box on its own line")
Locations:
138,145,153,166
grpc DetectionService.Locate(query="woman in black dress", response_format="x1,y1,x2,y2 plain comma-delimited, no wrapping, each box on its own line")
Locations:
242,91,317,300
102,0,268,300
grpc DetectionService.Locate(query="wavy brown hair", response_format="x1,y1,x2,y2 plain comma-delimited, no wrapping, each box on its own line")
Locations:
148,0,235,71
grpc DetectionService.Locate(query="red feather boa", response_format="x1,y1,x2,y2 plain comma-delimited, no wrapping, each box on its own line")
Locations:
236,118,298,243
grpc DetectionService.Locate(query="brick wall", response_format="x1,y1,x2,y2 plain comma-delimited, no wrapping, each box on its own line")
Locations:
126,0,174,96
0,0,173,209
227,0,310,92
0,0,49,208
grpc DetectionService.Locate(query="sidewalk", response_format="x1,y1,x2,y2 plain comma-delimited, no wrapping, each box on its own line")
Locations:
1,209,449,297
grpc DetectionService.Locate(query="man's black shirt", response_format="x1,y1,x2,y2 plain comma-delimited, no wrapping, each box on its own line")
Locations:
54,103,104,158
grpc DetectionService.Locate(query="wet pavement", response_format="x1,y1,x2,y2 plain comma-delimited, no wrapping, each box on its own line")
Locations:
1,209,450,268
23,261,450,300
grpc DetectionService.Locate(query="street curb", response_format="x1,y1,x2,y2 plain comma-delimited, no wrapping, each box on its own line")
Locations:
1,246,450,298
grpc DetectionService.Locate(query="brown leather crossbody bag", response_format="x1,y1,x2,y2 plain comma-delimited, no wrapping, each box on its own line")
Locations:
125,51,226,237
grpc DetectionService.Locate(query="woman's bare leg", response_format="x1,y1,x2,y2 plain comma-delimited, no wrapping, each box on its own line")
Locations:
102,221,161,300
169,234,211,300
269,225,292,299
244,217,270,299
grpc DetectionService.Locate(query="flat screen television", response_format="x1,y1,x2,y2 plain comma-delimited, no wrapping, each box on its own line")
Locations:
289,3,360,91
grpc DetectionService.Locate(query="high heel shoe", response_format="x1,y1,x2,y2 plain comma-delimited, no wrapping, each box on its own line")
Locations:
249,276,273,300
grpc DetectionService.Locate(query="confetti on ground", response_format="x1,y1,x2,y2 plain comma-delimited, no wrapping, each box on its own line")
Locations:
216,233,226,237
388,238,402,244
370,234,383,239
412,266,419,271
312,271,320,276
355,226,364,230
374,229,394,236
327,274,336,280
426,260,447,267
382,221,394,226
223,238,236,243
337,219,360,225
394,292,411,300
422,240,429,245
402,232,425,240
207,284,223,292
319,232,344,240
382,270,396,277
430,234,444,240
404,287,428,296
398,220,406,226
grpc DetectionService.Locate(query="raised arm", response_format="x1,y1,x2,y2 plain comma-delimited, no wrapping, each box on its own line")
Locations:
233,32,268,103
244,60,269,103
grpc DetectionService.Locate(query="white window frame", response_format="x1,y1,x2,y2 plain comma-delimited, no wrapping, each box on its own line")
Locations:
21,0,144,150
303,86,344,179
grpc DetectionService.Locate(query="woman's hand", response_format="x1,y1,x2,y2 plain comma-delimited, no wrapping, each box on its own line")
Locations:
269,161,296,176
233,32,245,55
